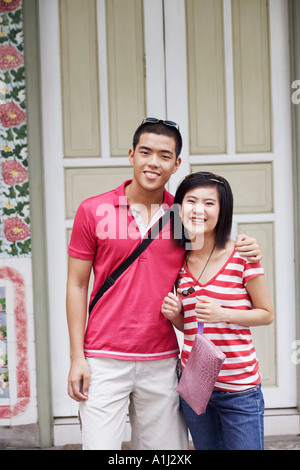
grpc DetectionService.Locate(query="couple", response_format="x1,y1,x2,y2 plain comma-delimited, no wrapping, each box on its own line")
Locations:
66,118,273,450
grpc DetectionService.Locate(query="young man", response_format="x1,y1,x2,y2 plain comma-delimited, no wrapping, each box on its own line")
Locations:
66,118,262,450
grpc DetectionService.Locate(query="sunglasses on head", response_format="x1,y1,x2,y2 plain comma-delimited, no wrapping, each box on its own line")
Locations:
142,117,180,131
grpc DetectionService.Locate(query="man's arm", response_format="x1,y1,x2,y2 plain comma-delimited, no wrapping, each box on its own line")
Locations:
66,256,93,402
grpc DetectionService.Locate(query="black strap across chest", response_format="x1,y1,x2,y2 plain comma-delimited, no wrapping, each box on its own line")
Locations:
88,207,174,315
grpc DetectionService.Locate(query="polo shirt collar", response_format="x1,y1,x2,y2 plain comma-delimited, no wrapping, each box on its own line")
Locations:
112,180,131,207
113,180,173,210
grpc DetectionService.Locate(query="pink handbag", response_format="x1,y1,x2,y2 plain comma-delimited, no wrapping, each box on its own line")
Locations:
177,324,226,415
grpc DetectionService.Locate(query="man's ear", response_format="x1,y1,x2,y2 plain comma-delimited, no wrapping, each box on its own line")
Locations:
128,148,134,166
172,156,181,174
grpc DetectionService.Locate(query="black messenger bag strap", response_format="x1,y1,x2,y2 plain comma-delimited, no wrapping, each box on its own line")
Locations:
88,207,174,315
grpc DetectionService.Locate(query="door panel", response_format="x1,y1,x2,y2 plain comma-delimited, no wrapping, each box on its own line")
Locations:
186,0,227,154
106,0,146,156
232,0,272,152
191,162,273,214
238,222,276,387
60,0,101,157
65,167,133,219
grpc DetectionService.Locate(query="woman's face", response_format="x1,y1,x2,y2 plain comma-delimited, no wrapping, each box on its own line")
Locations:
179,185,220,242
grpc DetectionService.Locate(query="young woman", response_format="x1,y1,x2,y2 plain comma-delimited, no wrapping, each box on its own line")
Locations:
161,171,274,450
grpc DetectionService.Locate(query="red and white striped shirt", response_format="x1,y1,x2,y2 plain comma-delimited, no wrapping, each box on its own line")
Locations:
177,249,264,392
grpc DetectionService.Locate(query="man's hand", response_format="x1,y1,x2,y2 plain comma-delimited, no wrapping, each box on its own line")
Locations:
68,357,90,402
235,234,262,262
161,289,184,332
162,290,183,321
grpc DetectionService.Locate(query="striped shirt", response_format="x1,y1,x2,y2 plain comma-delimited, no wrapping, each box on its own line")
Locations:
177,249,264,392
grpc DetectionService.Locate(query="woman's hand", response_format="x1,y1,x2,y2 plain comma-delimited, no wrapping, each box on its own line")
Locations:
195,296,226,324
195,276,274,327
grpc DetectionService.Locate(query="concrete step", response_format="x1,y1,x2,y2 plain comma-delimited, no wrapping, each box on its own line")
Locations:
53,408,300,447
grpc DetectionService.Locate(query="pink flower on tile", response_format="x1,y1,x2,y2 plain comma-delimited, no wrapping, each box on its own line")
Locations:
1,160,28,185
0,102,26,128
4,217,30,242
0,0,21,13
0,45,23,71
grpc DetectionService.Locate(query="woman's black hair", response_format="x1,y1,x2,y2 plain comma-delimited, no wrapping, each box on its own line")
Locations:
173,171,233,249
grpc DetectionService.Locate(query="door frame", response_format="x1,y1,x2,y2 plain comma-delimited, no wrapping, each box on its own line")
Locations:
23,0,52,447
289,0,300,412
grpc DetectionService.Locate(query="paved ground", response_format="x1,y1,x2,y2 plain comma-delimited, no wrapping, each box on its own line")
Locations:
264,435,300,450
3,435,300,450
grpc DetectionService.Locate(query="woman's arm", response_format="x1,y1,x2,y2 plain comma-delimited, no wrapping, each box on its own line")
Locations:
66,256,93,402
195,275,274,327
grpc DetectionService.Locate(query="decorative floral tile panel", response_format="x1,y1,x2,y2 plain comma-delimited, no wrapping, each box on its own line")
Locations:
0,0,31,258
0,1,35,425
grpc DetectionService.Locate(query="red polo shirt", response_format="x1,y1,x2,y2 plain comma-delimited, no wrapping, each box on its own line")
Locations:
68,181,185,361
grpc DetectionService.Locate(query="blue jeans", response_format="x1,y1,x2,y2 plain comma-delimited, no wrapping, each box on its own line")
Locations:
180,383,265,450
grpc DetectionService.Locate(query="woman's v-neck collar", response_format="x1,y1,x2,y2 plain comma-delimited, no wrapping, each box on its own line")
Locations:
184,248,236,288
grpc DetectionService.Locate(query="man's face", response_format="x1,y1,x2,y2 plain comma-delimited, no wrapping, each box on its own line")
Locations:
128,132,181,193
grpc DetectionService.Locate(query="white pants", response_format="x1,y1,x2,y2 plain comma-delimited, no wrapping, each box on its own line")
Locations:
79,356,188,450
